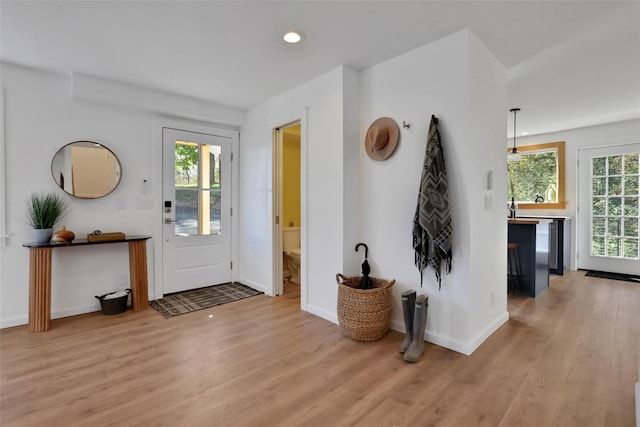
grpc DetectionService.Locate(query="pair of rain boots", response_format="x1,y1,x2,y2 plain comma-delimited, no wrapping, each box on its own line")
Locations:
399,290,428,363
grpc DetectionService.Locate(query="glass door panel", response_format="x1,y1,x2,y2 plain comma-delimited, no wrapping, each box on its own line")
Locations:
174,141,223,237
590,153,639,260
578,144,640,275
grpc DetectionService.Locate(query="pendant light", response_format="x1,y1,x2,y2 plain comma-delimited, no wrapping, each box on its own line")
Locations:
508,108,522,162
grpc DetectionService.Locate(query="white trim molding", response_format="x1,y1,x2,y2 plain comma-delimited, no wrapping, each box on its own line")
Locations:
0,87,7,247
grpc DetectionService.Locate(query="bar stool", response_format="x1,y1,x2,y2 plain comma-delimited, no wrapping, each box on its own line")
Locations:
507,243,522,295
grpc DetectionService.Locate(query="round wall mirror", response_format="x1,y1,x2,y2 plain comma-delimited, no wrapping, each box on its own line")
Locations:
51,141,122,199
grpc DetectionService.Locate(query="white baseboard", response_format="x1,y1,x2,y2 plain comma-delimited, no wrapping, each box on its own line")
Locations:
0,304,100,329
1,316,28,329
466,311,510,355
636,383,640,427
0,296,157,330
635,382,639,427
237,276,271,296
389,317,469,355
307,304,338,325
52,304,101,319
389,310,509,356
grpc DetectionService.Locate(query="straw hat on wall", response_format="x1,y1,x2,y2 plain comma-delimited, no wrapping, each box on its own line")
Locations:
365,117,400,161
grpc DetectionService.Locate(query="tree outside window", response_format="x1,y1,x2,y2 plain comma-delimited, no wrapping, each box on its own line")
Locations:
507,141,566,209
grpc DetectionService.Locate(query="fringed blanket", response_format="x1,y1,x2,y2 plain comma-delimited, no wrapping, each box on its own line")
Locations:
413,115,452,289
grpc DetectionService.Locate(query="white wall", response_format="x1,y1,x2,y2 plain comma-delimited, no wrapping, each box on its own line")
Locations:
360,30,508,354
0,62,245,328
342,68,362,278
516,118,640,270
239,67,351,320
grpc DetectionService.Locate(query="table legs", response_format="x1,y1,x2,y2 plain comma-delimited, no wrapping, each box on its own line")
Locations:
129,240,149,312
28,247,52,332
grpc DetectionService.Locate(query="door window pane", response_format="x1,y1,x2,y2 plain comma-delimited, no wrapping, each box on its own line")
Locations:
175,142,199,236
608,155,623,175
592,236,605,256
625,153,639,174
208,146,222,235
607,237,622,257
174,141,223,236
590,153,640,259
624,239,639,258
592,177,606,196
608,177,622,195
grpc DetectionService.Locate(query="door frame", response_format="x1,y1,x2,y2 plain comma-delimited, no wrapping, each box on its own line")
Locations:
271,109,308,309
576,142,640,274
153,116,239,300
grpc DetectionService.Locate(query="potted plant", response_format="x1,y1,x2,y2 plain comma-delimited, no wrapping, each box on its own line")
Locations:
26,192,69,243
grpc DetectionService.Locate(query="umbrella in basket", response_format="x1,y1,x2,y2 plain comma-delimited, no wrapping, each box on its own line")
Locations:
355,243,373,290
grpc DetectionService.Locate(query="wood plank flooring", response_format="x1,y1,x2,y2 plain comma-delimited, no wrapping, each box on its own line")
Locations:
1,272,638,426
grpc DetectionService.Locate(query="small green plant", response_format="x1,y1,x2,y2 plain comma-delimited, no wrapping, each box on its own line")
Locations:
26,192,69,229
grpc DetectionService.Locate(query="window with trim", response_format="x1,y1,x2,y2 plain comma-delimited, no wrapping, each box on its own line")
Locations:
507,141,566,209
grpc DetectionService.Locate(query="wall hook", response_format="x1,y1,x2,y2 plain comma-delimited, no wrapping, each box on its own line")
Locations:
402,121,411,129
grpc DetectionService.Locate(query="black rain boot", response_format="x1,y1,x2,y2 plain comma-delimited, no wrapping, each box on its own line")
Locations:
399,290,416,353
403,295,428,363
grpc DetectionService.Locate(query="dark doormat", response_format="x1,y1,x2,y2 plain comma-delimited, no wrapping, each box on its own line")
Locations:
149,282,263,318
584,270,640,283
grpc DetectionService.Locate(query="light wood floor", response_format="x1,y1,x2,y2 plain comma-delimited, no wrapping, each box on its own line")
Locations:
1,272,638,427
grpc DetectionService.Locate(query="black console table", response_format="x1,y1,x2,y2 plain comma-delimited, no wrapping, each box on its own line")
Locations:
23,236,151,332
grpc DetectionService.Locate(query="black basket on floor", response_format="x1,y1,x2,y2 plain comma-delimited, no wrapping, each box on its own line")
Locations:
95,289,131,315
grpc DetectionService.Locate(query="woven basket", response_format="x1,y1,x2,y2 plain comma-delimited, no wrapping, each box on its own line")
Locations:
336,273,396,341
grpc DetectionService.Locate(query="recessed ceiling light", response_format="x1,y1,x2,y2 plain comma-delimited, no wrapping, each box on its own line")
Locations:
283,31,303,44
521,132,529,136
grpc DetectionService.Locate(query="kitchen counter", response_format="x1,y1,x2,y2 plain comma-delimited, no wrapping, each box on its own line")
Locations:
517,214,572,220
508,218,543,225
517,216,571,275
508,219,551,297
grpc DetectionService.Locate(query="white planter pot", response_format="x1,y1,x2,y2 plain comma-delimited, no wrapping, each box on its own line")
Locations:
33,228,53,244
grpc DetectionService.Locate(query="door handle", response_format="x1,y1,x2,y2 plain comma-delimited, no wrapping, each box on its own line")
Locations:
164,218,175,224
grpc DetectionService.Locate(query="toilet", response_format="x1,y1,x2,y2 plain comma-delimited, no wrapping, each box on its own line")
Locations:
283,227,301,283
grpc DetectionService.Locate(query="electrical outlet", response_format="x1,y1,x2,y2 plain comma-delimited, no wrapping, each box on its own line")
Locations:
490,291,495,306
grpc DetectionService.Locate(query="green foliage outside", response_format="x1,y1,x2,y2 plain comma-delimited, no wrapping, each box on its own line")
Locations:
174,143,222,209
175,143,198,186
175,143,222,190
590,153,640,259
176,186,221,209
507,152,558,202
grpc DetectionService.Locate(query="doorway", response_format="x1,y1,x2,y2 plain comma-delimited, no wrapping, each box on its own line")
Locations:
273,121,302,299
577,143,639,275
161,126,237,294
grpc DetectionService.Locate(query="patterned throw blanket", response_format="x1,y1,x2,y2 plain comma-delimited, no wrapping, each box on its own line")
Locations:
413,115,452,289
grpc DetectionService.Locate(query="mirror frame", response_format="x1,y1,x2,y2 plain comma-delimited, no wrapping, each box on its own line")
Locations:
507,141,566,209
51,140,122,199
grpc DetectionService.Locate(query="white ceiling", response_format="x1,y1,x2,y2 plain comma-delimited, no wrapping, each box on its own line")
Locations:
2,1,639,136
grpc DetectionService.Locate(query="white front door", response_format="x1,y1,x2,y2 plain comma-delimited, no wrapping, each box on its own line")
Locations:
577,144,639,275
162,127,234,294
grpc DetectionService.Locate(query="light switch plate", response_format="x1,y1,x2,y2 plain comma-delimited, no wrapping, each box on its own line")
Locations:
484,194,492,210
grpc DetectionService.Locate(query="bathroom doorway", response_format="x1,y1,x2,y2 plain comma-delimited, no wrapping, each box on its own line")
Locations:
273,121,302,300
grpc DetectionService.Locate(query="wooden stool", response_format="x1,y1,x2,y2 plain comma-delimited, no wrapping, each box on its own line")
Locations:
507,243,522,295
